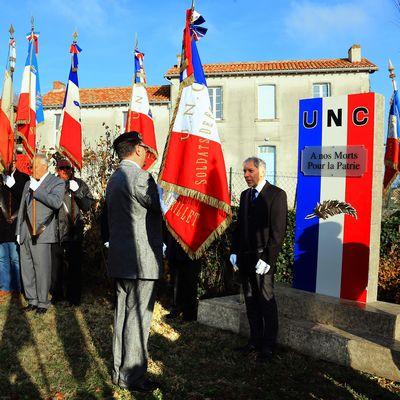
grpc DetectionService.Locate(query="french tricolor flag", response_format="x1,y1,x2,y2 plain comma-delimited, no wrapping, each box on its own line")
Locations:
125,48,157,170
58,39,83,170
16,31,44,159
293,93,381,302
158,8,231,258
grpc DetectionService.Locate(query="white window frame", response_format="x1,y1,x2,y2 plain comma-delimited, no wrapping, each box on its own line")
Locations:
208,86,223,120
257,84,276,120
122,111,128,130
313,83,331,98
55,112,62,131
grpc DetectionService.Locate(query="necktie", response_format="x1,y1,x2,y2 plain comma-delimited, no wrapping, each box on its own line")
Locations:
251,188,257,203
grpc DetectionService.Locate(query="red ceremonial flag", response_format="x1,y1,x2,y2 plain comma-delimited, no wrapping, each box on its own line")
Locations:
125,47,157,170
58,34,83,170
158,7,231,258
15,26,44,159
0,28,16,170
383,89,400,192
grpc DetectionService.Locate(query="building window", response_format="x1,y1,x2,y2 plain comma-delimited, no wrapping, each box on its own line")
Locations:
313,83,331,98
55,113,61,131
258,85,276,120
208,86,223,120
257,145,276,185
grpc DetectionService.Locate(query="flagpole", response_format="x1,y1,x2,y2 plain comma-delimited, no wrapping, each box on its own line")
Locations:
8,25,15,176
30,17,37,238
389,59,397,91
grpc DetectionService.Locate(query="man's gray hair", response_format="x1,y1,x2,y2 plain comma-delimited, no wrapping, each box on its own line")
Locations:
243,157,266,175
33,152,49,166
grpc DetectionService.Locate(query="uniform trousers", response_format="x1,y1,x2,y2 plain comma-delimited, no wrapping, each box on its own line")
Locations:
51,241,83,305
113,278,157,387
20,239,52,309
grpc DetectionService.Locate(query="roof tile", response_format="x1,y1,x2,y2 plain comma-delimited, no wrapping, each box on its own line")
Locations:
43,85,170,107
165,58,378,76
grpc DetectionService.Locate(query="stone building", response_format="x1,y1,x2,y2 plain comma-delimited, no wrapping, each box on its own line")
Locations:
40,44,378,204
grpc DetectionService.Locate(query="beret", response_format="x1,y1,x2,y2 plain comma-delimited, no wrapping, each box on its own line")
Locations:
113,131,142,150
56,159,72,168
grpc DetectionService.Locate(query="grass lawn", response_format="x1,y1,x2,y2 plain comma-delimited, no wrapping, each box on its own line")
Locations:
0,289,399,400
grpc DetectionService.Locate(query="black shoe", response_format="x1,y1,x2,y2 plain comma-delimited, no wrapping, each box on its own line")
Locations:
257,348,274,363
23,304,37,312
36,307,47,315
165,310,181,320
234,343,260,354
119,379,158,393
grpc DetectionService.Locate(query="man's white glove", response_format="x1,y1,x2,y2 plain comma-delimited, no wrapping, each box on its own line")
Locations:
255,259,271,275
29,177,40,191
4,175,15,188
16,235,20,245
162,243,167,257
230,254,239,272
104,242,109,248
69,180,79,192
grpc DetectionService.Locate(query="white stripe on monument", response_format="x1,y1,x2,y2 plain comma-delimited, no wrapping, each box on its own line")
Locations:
316,95,347,297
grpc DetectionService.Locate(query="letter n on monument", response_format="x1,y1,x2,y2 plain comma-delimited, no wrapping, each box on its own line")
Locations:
293,93,385,303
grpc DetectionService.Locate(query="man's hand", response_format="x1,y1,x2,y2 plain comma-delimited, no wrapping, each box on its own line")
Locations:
162,243,167,257
255,259,270,275
230,254,238,272
16,235,20,245
104,242,109,248
4,175,15,188
29,177,40,191
69,180,79,192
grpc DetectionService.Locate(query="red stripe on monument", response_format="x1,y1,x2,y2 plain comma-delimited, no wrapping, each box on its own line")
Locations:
162,132,230,204
341,93,375,302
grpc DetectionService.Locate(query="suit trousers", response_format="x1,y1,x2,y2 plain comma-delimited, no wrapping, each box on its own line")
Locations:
239,253,278,351
113,278,157,387
20,239,52,309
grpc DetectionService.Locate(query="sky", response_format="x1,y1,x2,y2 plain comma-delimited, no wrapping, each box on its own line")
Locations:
1,0,400,104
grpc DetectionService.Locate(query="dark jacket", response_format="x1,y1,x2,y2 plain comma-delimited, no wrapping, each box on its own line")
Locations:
232,181,288,270
57,177,94,242
0,169,30,242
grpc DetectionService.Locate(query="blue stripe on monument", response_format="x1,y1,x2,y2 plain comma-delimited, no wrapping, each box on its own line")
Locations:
293,97,322,293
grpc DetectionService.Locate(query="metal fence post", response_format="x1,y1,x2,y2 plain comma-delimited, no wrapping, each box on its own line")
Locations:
229,167,233,200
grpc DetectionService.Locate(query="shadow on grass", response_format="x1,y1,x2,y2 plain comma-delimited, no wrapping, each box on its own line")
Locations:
0,295,42,398
147,316,400,400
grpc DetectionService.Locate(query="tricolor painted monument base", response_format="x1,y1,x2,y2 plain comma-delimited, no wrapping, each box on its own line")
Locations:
294,93,385,303
198,286,400,381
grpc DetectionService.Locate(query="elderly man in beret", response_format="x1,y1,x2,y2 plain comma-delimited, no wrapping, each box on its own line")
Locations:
105,131,162,393
51,159,94,307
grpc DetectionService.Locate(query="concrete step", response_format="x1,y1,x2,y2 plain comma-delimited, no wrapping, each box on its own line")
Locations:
198,294,400,381
276,285,400,341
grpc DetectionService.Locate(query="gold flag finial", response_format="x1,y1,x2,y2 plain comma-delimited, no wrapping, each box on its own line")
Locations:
31,16,35,31
73,31,78,42
191,0,195,10
9,24,14,38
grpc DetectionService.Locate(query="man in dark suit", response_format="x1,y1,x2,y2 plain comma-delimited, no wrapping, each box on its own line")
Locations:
106,131,162,393
51,159,94,306
231,157,287,361
16,153,65,314
0,159,29,293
